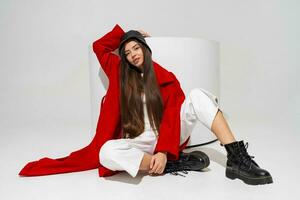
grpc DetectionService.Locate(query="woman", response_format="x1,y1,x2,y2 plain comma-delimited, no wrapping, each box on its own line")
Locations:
19,24,272,185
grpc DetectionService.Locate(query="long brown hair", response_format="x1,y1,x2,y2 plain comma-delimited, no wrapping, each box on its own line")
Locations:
119,39,163,138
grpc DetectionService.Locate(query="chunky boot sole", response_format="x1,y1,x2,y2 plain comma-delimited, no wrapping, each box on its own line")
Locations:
226,168,273,185
182,151,210,170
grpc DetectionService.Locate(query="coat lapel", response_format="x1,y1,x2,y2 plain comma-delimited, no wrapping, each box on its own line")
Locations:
153,61,175,86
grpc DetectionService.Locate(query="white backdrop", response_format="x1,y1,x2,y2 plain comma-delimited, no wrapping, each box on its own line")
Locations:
1,1,300,199
1,0,298,138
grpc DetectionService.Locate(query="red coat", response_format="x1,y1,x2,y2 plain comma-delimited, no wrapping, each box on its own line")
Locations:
19,24,189,177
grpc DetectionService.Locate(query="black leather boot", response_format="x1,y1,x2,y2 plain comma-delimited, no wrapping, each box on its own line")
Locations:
164,151,210,177
224,141,273,185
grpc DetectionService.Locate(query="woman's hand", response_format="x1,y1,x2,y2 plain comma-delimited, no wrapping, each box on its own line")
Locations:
137,29,151,37
149,152,167,175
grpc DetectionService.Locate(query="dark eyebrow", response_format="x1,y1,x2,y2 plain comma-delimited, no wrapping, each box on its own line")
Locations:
125,44,139,53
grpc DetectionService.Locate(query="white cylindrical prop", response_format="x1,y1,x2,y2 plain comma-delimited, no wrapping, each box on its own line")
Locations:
88,37,220,145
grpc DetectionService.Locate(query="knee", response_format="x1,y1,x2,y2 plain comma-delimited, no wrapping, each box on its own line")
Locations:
189,88,203,97
189,88,209,104
99,140,118,166
190,88,219,105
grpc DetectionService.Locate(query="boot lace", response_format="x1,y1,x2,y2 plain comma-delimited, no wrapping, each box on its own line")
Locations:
164,160,190,177
170,170,188,177
164,153,193,177
238,142,258,168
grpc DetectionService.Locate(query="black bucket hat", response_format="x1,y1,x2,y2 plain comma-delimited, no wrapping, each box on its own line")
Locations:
119,30,152,55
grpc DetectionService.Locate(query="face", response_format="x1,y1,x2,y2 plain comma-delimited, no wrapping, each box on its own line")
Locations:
124,40,144,68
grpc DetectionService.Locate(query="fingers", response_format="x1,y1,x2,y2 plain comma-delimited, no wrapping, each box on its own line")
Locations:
151,162,160,174
155,163,164,174
143,32,150,37
149,157,155,174
150,156,155,170
137,29,151,37
149,158,164,175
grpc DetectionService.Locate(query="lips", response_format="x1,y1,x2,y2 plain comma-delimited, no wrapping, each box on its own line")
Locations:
133,58,140,64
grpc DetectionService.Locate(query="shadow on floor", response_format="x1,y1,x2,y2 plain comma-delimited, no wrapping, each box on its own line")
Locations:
104,171,147,185
104,146,227,184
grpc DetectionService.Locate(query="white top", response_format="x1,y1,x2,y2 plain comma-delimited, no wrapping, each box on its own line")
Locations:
141,73,158,136
141,93,156,132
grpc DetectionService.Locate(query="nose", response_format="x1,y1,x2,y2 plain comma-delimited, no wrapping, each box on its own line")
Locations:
131,53,137,60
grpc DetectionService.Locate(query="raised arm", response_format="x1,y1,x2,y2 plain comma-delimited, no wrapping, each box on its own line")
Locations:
92,24,125,78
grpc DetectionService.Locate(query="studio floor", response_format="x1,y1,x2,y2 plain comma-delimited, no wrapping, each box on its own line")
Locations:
1,119,299,200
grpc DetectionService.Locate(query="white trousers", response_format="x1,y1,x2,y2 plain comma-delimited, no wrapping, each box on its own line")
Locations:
99,88,221,177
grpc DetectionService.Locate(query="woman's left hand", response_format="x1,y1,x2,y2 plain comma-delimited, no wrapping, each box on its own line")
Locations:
137,30,151,37
149,152,167,175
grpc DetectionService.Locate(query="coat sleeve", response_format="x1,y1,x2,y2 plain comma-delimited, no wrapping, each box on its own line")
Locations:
153,73,185,160
92,24,125,79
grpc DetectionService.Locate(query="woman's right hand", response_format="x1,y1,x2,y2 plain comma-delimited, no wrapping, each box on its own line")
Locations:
149,152,167,175
137,30,151,37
